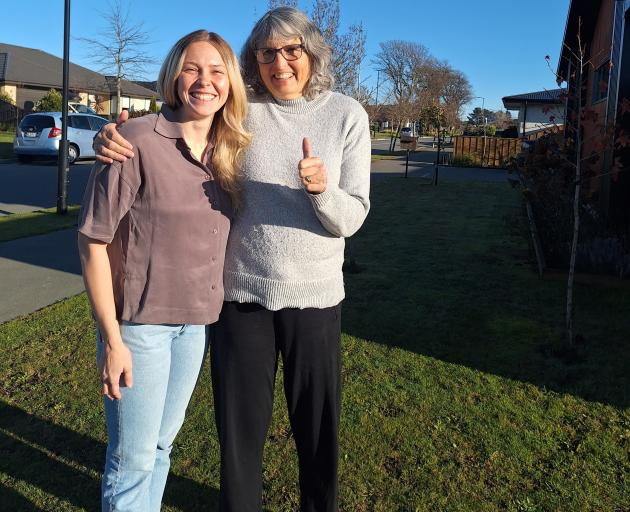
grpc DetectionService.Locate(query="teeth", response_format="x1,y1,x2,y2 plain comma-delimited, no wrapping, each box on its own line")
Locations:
191,92,216,101
274,73,293,79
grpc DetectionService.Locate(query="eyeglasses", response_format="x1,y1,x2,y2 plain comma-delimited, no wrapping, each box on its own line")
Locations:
254,44,304,64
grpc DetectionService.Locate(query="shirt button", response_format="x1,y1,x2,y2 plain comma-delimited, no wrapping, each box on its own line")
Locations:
211,256,217,262
213,228,218,234
211,284,216,290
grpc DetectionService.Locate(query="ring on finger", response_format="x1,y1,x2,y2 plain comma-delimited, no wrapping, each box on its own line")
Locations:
305,175,312,183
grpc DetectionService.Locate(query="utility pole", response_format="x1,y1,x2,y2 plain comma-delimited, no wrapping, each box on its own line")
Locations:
472,96,486,166
57,0,71,215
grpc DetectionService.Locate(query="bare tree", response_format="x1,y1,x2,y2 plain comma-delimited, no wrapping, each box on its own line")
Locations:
437,66,472,130
372,41,435,150
78,0,155,115
309,0,366,97
268,0,298,7
267,0,367,99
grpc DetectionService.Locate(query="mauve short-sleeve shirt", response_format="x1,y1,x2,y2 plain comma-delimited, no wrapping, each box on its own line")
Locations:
78,106,232,325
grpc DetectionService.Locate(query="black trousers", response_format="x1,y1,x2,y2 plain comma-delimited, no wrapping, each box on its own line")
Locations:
211,301,342,512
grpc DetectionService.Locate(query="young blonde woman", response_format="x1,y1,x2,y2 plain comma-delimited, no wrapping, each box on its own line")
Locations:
78,30,249,512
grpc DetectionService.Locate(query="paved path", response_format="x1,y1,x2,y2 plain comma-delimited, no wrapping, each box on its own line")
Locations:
0,229,83,323
370,158,510,182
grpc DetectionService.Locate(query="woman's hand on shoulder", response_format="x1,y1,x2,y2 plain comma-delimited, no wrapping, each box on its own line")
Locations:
93,110,135,164
298,137,327,194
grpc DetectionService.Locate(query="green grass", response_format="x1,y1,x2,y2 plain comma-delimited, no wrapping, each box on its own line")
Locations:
0,206,80,243
0,131,14,159
1,181,629,511
370,154,400,161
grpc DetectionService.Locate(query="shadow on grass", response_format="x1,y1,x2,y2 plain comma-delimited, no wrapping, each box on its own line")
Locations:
342,180,630,408
0,402,219,511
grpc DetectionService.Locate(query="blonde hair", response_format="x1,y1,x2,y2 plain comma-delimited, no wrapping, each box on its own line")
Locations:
158,30,251,207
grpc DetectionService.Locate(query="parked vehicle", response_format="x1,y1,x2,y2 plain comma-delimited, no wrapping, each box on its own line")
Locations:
68,102,98,114
13,112,109,164
400,127,415,142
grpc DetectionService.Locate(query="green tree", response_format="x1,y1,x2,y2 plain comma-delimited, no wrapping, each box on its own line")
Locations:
35,89,63,112
149,95,157,113
0,90,15,105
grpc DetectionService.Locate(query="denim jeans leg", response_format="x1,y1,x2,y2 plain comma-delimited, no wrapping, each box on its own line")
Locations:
98,323,178,512
148,324,207,510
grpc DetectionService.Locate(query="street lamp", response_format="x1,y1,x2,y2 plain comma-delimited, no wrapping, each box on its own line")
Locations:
57,0,71,214
472,96,487,165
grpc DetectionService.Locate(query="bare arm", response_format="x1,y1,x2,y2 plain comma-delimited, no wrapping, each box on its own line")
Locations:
93,110,135,164
78,233,132,399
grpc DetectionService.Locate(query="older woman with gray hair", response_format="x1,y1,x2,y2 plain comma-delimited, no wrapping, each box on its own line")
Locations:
94,7,371,511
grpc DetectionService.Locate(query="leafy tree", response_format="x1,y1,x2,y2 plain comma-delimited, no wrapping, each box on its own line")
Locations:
149,95,158,113
0,90,15,105
35,89,63,112
467,107,495,127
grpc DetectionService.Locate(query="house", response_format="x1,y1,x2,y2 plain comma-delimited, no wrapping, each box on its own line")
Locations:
0,42,156,118
502,88,566,137
556,0,630,232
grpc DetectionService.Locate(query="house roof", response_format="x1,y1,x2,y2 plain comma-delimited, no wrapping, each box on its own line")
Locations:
0,43,155,98
104,76,157,98
556,0,602,82
502,88,566,110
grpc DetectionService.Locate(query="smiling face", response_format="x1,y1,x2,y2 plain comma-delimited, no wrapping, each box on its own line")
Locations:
257,37,311,100
176,41,229,122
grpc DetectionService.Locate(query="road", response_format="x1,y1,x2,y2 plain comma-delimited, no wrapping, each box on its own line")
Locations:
0,160,93,215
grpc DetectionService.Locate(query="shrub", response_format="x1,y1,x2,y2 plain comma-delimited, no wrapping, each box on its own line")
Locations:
35,89,62,112
451,155,477,167
517,134,630,275
149,96,158,113
0,91,15,105
127,109,152,119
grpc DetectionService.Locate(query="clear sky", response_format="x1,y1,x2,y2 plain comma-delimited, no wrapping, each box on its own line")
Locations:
2,0,570,114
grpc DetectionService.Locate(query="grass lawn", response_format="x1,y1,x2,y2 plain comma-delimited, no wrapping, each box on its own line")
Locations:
0,206,81,243
0,131,14,159
1,180,628,511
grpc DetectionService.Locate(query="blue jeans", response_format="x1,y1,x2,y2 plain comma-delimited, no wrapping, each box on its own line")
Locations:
97,322,207,512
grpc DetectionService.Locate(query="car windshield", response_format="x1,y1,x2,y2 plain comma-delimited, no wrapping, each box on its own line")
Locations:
20,115,55,132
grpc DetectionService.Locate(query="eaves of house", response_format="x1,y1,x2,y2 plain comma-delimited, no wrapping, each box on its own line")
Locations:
0,42,155,98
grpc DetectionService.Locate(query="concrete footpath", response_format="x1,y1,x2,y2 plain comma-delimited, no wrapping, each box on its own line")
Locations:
0,160,510,324
0,228,83,323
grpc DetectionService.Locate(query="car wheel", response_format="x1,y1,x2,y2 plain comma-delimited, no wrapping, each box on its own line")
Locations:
67,144,79,164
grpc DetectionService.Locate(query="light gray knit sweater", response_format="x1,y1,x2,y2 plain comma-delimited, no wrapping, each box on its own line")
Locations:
223,91,371,310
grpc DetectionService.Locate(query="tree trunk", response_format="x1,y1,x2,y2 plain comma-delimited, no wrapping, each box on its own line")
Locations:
566,53,583,346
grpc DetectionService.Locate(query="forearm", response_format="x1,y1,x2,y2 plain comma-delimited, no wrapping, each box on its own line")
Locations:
309,186,369,237
78,234,122,347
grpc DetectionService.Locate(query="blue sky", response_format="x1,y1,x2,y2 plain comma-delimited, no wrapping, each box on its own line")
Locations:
3,0,570,114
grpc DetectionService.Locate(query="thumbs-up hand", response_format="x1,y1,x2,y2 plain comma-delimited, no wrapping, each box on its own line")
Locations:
298,137,327,194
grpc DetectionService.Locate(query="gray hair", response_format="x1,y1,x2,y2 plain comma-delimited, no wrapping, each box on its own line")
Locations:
241,7,334,99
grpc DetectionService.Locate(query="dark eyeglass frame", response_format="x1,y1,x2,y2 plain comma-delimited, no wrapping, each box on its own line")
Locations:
254,43,305,64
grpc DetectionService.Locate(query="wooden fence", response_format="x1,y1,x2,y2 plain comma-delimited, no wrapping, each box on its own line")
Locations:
453,126,565,169
452,136,521,168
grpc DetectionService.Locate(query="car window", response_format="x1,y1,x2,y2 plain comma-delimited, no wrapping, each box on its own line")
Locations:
69,115,92,130
88,116,108,131
20,115,55,131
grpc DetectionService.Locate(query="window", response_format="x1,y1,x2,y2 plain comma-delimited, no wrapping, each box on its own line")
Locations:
69,115,91,130
19,115,55,132
591,61,610,103
88,116,108,131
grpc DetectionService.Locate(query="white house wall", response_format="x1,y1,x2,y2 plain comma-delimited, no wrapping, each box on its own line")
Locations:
517,104,565,135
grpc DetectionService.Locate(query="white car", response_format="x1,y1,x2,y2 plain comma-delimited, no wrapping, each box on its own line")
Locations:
400,127,415,142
